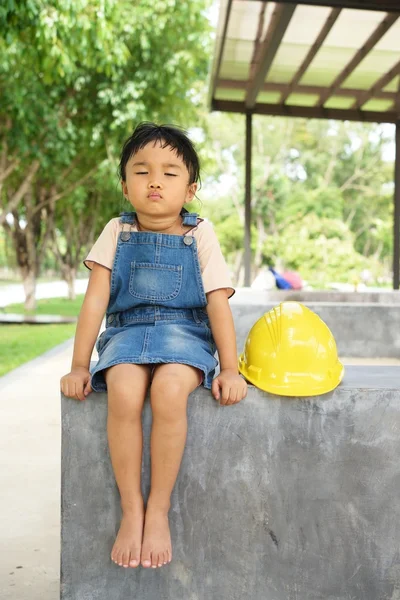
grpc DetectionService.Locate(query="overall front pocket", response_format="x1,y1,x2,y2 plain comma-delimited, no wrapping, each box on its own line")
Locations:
129,262,183,301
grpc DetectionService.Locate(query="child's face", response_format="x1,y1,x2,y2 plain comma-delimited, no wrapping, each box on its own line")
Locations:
121,141,197,219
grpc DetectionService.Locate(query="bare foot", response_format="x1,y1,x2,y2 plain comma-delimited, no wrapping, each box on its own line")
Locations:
111,499,145,568
140,506,172,568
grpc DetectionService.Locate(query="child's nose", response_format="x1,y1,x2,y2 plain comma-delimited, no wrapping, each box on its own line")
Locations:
148,181,162,189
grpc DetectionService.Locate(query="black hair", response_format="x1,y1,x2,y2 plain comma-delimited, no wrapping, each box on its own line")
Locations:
118,122,201,185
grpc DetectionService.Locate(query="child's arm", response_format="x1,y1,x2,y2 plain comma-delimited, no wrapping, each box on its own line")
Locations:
60,263,111,401
206,289,247,406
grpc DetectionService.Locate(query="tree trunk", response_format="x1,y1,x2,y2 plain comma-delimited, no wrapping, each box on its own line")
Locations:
0,159,40,225
65,266,77,300
21,266,36,311
6,182,49,311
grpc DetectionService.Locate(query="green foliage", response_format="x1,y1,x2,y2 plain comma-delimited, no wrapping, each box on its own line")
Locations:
262,214,376,285
0,0,213,293
213,214,244,257
308,187,344,220
1,0,212,168
200,113,395,286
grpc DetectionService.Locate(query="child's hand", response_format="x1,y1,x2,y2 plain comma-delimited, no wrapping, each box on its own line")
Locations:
212,369,247,406
60,367,92,402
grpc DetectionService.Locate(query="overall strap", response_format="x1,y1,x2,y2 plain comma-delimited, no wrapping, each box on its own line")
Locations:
119,209,199,227
181,208,199,227
119,211,136,225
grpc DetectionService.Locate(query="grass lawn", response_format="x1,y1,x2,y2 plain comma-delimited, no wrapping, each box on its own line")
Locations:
0,294,84,377
4,295,85,316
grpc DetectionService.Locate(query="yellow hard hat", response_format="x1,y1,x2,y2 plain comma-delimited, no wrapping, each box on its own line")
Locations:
238,302,344,397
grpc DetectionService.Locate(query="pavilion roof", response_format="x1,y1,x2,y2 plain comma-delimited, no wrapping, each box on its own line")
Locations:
209,0,400,123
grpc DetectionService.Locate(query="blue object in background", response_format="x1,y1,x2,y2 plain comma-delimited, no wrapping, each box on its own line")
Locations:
269,267,293,290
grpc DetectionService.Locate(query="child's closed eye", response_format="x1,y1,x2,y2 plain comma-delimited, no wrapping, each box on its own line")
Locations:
135,172,177,177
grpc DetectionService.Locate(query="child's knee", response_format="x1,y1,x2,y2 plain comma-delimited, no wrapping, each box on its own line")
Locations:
108,394,144,420
150,377,188,419
106,364,150,418
105,363,150,388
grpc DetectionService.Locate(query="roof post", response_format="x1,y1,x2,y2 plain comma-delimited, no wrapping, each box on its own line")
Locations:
394,121,400,289
245,3,296,109
244,112,253,287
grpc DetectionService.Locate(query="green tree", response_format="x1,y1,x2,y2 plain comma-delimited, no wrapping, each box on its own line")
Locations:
0,0,212,308
198,112,394,286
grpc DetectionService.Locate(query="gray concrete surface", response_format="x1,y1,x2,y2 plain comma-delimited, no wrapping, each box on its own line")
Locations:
1,280,398,309
62,367,400,600
232,288,400,304
0,320,398,600
232,302,400,358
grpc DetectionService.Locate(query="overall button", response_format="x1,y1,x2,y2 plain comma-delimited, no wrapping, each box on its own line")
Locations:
108,314,115,324
121,232,130,241
183,236,193,246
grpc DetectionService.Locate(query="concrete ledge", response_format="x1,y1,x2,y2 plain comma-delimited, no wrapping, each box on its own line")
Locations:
232,303,400,358
61,367,400,600
231,289,400,304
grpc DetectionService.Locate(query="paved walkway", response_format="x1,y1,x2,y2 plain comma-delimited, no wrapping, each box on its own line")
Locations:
0,338,75,600
0,279,89,308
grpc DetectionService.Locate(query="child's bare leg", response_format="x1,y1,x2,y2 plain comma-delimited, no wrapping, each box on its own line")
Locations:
105,363,151,568
141,363,201,569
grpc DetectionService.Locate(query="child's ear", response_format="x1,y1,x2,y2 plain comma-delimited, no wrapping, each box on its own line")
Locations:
121,180,129,199
186,182,197,203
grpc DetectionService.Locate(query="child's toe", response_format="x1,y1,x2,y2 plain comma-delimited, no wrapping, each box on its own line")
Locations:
141,549,151,568
129,553,140,568
111,548,119,563
151,552,158,568
123,551,131,567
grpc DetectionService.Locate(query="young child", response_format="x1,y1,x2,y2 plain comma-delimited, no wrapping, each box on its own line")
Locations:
60,122,247,571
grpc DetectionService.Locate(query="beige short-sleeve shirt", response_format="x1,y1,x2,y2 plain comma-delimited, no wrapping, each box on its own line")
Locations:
84,217,235,298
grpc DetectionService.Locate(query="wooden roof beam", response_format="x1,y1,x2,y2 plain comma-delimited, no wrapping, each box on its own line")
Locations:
249,3,268,82
245,3,296,109
272,0,400,12
217,78,398,103
352,59,400,109
209,0,234,106
317,12,398,107
212,99,398,123
281,7,341,104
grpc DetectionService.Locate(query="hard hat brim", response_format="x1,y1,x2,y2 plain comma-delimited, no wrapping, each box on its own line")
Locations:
238,356,345,397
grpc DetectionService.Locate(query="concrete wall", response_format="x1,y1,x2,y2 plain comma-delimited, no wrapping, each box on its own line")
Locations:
61,367,400,600
232,303,400,358
232,289,400,305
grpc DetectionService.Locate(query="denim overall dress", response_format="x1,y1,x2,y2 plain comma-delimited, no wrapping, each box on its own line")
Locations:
90,209,218,392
